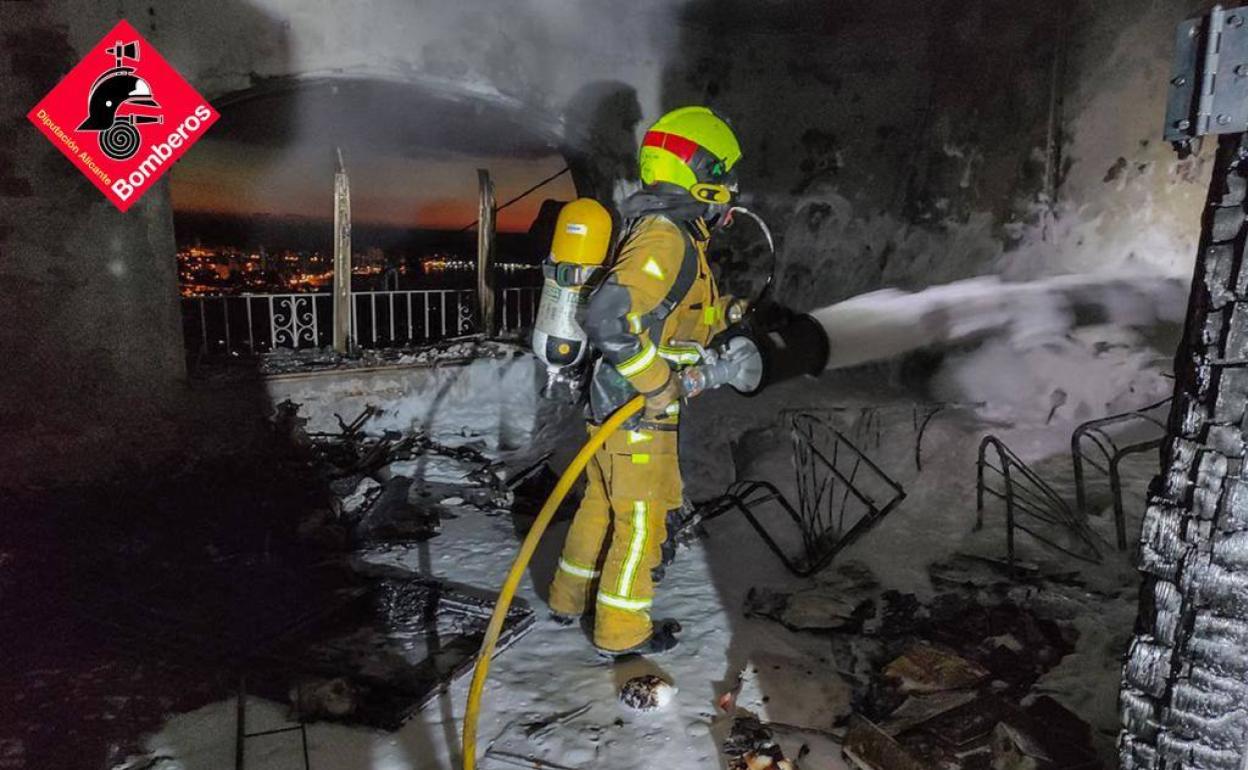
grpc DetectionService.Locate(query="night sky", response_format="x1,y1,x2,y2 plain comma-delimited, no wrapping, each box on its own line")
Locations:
169,137,575,233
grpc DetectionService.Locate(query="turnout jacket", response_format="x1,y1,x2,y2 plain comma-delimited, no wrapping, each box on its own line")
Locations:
585,210,734,424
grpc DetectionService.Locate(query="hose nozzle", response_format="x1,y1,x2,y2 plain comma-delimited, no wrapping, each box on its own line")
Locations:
678,336,764,398
677,312,830,399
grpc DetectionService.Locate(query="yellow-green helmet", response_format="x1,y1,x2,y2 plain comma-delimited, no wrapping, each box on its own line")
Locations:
639,106,742,205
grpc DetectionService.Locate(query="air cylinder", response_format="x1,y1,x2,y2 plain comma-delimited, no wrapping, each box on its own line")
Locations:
532,198,613,380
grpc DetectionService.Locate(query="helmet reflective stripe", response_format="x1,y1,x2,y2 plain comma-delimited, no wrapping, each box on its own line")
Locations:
642,130,700,164
644,131,733,184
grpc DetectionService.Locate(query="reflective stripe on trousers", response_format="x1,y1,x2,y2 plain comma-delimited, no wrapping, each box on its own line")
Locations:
558,557,601,580
614,501,648,601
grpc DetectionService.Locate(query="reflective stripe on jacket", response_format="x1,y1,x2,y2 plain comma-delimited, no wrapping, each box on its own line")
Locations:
585,213,733,423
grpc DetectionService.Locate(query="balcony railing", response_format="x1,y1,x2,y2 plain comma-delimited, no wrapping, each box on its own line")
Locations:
182,287,540,359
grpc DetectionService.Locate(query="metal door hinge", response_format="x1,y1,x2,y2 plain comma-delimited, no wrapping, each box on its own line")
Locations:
1166,4,1248,155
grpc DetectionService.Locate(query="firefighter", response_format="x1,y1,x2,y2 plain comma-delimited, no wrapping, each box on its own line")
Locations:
548,106,747,656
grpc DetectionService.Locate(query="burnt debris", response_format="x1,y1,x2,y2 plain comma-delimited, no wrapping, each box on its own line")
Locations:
698,411,906,578
275,400,532,545
741,557,1099,770
724,716,798,770
1,398,543,768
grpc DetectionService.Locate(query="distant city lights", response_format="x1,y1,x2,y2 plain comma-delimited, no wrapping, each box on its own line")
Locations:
177,245,537,297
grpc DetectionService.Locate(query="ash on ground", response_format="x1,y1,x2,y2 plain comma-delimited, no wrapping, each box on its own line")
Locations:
0,393,552,768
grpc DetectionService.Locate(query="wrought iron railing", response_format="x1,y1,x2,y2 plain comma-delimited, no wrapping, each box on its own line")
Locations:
499,286,541,334
181,287,541,359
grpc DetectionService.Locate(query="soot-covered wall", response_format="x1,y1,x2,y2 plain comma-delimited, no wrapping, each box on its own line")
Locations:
661,0,1213,311
1,2,187,489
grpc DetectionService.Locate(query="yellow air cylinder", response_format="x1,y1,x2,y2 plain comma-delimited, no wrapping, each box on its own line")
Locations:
532,198,613,381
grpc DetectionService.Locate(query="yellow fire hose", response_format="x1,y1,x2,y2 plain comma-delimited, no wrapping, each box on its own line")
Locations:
461,394,645,770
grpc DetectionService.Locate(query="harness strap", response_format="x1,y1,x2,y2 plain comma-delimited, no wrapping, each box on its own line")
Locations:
638,222,700,333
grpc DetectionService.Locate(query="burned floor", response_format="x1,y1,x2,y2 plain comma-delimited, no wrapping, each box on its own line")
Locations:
0,362,1173,769
0,387,557,764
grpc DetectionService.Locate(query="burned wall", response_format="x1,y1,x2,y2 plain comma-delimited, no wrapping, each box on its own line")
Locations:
0,4,187,488
1012,0,1213,279
661,0,1213,311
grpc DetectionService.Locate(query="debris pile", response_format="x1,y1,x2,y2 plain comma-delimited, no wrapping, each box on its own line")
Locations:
250,403,560,728
272,567,535,730
272,401,550,547
259,337,517,376
744,562,879,632
723,716,798,770
843,692,1099,770
740,558,1102,770
1,398,551,769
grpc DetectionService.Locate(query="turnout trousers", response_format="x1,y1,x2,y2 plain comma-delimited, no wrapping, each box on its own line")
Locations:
548,417,682,652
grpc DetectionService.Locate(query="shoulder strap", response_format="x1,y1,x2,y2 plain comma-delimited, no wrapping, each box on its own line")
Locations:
642,222,699,327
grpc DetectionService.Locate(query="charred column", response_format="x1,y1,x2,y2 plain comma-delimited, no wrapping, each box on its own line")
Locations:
1120,8,1248,767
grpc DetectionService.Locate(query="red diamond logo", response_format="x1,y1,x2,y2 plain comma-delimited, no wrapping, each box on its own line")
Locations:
26,20,218,212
